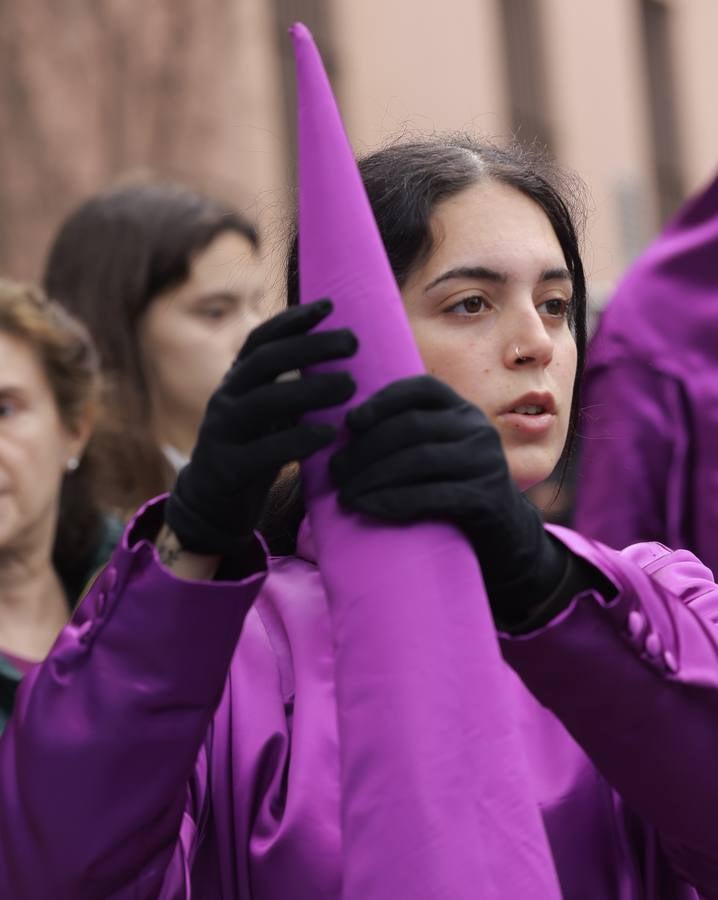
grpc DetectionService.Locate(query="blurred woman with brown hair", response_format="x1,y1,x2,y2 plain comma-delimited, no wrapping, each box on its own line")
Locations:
43,180,265,515
0,279,116,733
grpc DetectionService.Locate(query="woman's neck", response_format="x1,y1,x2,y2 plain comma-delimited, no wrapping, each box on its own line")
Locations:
0,530,68,662
151,412,198,462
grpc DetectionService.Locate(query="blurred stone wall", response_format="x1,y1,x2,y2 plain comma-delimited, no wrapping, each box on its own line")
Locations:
0,0,288,282
2,0,716,299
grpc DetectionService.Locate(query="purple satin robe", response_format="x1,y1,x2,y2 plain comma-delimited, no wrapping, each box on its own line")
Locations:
574,170,718,576
1,495,718,898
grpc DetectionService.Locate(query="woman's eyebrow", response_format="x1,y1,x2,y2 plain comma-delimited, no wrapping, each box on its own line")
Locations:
193,291,239,303
540,267,572,283
425,265,573,293
425,266,507,291
0,384,27,402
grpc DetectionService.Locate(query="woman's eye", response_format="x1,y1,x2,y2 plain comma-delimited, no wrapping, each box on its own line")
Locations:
196,304,231,321
447,295,489,316
0,400,17,418
538,297,571,318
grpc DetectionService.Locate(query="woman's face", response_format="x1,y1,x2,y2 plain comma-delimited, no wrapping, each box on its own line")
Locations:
138,230,265,452
0,333,87,549
401,180,578,491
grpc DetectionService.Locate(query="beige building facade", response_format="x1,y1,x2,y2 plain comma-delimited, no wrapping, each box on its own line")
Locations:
320,0,718,304
2,0,717,307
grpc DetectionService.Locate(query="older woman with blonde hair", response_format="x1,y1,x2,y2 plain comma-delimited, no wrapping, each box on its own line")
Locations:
0,279,119,732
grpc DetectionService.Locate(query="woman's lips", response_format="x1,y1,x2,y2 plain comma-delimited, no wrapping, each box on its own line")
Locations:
495,410,556,436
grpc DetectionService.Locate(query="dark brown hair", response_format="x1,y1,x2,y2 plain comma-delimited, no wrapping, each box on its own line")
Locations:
264,134,588,551
43,179,260,514
0,279,102,586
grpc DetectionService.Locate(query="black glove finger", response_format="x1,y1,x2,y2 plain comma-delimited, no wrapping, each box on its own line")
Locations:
331,405,481,485
239,298,334,359
232,372,357,437
242,421,338,472
346,375,467,433
337,437,482,502
340,480,481,524
228,328,358,394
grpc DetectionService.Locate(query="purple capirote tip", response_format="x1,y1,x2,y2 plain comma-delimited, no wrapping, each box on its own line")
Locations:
291,19,423,423
288,21,310,42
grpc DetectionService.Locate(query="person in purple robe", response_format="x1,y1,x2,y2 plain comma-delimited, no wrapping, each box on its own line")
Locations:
0,279,120,735
574,170,718,576
1,135,718,899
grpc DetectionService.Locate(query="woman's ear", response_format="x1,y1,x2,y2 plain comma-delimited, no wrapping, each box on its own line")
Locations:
63,402,97,468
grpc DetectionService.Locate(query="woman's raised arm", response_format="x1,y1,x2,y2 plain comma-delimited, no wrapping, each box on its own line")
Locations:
0,300,358,898
0,500,266,898
501,531,718,895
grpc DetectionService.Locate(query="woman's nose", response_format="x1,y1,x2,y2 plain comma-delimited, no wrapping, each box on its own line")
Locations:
504,309,554,369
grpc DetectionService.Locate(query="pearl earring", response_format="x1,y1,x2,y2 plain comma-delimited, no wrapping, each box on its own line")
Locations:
66,457,80,472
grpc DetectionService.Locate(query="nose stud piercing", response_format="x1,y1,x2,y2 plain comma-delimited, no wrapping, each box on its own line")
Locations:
515,346,528,362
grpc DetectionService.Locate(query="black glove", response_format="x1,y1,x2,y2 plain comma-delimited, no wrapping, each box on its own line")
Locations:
329,375,570,628
165,299,357,557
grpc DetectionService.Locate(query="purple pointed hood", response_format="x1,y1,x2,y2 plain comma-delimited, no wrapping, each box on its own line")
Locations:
291,22,560,900
591,170,718,371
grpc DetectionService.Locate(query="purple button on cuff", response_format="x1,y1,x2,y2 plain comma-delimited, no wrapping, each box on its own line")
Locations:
627,610,645,640
76,620,94,645
645,632,662,657
95,591,107,617
105,566,118,592
663,650,678,673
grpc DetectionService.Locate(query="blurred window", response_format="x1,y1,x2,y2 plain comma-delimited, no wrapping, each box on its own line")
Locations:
273,0,336,174
498,0,554,152
639,0,685,222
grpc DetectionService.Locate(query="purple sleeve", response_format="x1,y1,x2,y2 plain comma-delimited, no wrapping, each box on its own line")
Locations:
500,527,718,894
0,497,267,900
573,359,690,551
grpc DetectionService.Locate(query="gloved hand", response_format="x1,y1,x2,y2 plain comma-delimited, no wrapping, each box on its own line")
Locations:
329,374,569,626
165,299,357,556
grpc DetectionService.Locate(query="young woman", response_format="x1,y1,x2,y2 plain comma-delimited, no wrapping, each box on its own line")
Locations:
2,137,717,899
43,180,265,514
0,280,118,733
